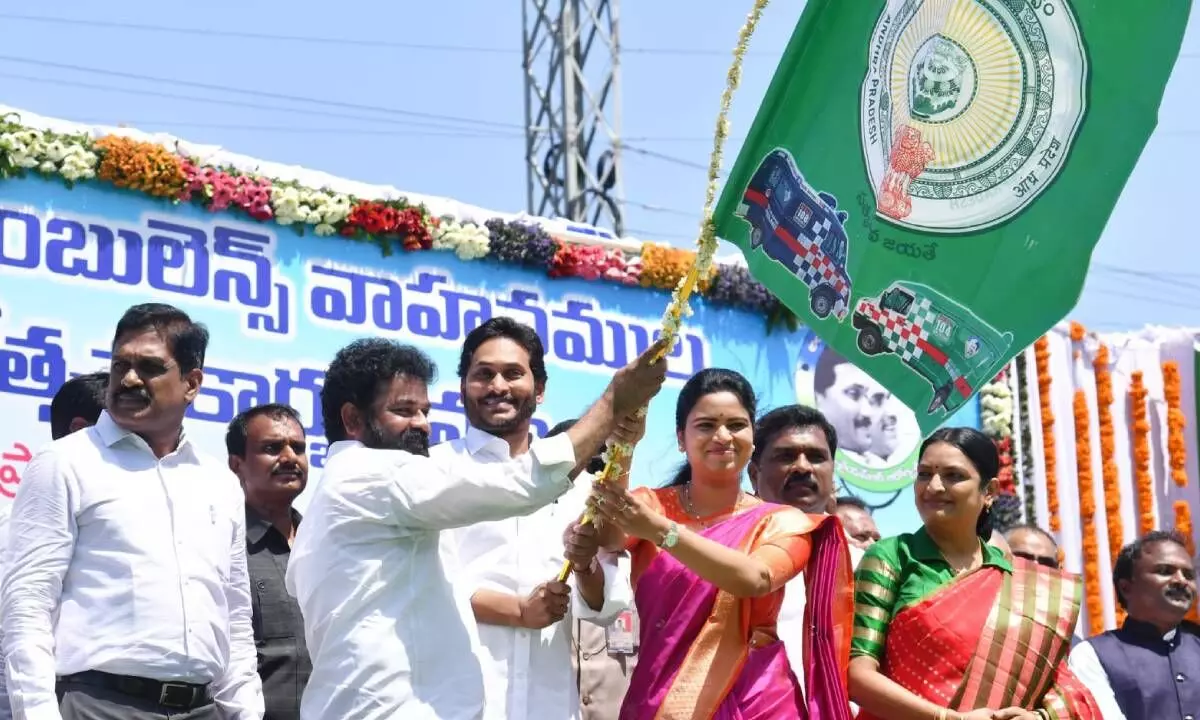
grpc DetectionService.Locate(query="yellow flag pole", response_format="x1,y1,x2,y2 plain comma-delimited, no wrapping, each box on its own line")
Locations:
556,0,771,583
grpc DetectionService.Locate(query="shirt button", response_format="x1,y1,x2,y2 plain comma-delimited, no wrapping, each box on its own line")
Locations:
257,581,266,590
1177,673,1186,682
582,652,591,660
581,695,591,705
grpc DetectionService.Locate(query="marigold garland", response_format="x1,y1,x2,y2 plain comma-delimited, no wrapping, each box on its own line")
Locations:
1034,336,1060,531
1074,390,1105,636
94,135,187,199
1069,321,1086,342
1175,501,1200,623
1093,345,1124,569
1129,371,1156,536
1162,361,1190,488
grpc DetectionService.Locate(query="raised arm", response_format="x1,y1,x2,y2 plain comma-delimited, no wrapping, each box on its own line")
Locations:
1,451,75,720
589,485,812,598
387,340,669,531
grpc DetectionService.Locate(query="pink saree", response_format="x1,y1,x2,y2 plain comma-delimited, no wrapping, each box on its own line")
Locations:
620,503,853,720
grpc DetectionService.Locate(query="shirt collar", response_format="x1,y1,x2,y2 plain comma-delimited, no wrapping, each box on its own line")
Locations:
464,424,518,460
911,526,1013,572
245,505,302,546
94,410,195,458
1121,616,1188,643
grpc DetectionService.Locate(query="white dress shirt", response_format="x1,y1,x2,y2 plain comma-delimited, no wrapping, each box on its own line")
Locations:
285,434,578,720
778,536,864,700
1068,636,1133,720
434,428,633,720
0,412,263,720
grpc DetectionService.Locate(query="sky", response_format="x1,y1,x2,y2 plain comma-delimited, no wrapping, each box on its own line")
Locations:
0,1,1197,332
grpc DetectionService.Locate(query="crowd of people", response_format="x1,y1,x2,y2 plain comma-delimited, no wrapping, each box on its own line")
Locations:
0,301,1195,720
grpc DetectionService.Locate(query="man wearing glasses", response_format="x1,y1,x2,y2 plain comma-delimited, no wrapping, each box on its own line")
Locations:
1003,523,1060,569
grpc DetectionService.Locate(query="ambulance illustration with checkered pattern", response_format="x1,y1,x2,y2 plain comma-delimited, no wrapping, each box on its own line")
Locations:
735,149,853,320
852,281,1013,415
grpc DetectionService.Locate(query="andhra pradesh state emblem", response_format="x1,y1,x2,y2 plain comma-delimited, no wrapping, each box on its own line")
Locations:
860,0,1087,233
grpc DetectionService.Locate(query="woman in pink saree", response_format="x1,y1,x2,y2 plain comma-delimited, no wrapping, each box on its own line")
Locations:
590,369,854,720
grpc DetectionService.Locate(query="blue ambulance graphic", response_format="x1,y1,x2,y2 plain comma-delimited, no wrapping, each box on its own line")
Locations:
735,149,854,320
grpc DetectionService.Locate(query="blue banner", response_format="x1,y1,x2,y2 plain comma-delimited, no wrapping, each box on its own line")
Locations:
0,177,978,534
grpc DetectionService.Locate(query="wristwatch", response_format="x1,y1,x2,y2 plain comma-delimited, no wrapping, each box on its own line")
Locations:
656,521,679,549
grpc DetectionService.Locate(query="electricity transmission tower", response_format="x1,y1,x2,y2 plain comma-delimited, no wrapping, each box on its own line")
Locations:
521,0,624,236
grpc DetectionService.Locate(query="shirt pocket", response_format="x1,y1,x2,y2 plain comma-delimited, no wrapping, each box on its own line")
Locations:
252,571,299,641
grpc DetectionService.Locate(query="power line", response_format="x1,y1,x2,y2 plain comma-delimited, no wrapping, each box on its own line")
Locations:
0,13,773,57
66,119,527,140
0,56,525,130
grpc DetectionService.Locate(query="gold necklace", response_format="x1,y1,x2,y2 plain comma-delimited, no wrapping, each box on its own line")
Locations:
682,483,742,526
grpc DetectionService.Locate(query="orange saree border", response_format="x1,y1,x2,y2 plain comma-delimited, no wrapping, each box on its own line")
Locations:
654,509,845,720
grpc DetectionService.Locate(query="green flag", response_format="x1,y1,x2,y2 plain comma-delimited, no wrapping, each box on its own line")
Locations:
714,0,1190,437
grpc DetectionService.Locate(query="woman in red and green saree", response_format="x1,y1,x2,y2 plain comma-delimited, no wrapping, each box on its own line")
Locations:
589,369,854,720
848,427,1101,720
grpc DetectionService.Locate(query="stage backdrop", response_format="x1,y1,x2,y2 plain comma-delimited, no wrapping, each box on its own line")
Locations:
0,177,979,534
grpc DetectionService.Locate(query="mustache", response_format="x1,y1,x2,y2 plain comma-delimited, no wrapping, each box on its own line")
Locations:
854,416,872,429
1165,584,1194,602
115,388,150,401
783,472,817,490
271,464,304,477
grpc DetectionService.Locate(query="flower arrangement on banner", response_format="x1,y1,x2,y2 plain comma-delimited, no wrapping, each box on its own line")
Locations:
980,368,1020,530
0,114,792,326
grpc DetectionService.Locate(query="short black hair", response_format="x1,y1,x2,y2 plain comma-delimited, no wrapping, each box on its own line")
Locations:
836,495,869,513
752,404,839,463
112,303,209,373
1004,523,1057,548
457,317,547,385
813,347,848,397
321,339,436,443
49,371,108,440
226,403,304,457
1113,530,1191,609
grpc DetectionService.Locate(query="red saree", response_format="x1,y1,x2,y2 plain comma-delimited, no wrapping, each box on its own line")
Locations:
858,557,1101,718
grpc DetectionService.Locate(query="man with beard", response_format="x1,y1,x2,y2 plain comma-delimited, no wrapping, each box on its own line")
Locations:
747,404,864,705
285,336,666,720
226,404,311,720
1069,530,1199,719
437,318,632,720
813,349,889,460
2,303,262,719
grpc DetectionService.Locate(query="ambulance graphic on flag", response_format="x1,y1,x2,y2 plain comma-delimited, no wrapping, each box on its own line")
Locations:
852,281,1012,415
733,149,853,321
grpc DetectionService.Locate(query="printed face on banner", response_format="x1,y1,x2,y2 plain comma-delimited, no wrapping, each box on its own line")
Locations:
794,338,922,499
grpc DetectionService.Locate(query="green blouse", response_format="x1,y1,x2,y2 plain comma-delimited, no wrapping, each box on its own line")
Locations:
851,527,1012,661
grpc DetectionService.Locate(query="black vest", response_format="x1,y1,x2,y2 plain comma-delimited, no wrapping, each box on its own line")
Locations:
1089,619,1200,720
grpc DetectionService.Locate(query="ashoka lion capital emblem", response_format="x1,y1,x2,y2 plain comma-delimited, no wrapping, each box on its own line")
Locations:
860,0,1087,234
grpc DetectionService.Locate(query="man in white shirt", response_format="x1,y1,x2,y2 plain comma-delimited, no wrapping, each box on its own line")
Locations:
747,404,865,694
834,495,880,550
1,303,263,720
286,335,666,720
437,318,633,720
0,371,109,720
